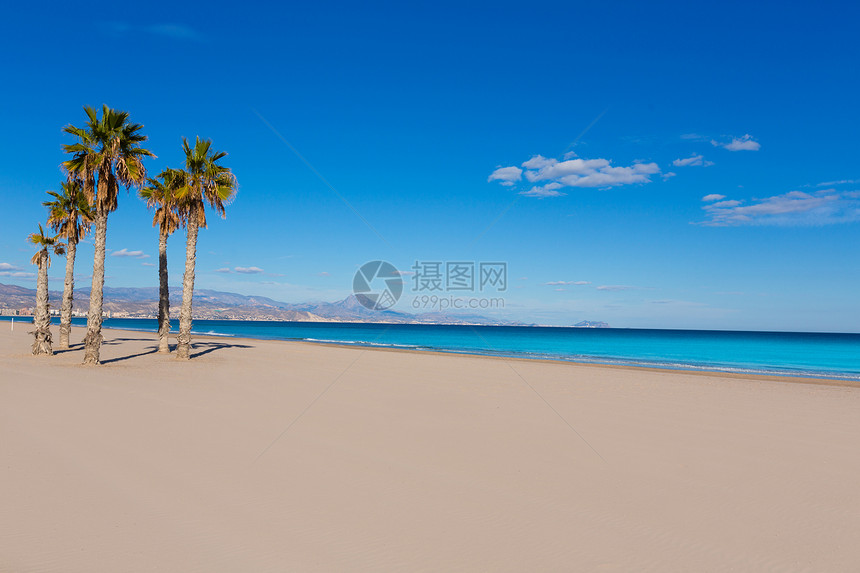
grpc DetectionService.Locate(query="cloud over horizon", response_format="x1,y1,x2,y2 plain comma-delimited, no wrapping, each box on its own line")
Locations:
0,262,35,279
700,189,860,226
111,249,149,259
215,266,265,274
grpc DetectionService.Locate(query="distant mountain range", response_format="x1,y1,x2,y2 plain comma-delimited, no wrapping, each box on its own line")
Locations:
0,282,609,327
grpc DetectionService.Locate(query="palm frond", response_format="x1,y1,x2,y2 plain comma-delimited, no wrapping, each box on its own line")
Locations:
62,105,154,216
43,180,95,243
176,136,238,227
28,224,65,268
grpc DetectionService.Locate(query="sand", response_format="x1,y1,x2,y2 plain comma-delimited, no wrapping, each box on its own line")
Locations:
1,323,859,572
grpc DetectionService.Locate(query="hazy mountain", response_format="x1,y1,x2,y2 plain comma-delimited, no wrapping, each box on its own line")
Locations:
573,321,610,328
0,283,321,322
0,284,533,325
1,283,608,327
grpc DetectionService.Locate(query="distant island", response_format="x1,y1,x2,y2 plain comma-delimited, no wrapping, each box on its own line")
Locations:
0,283,608,328
572,321,610,328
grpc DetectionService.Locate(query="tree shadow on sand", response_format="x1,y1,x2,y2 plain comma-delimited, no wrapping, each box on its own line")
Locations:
76,339,253,364
100,346,160,364
53,343,84,355
189,341,253,359
100,341,253,363
102,337,158,345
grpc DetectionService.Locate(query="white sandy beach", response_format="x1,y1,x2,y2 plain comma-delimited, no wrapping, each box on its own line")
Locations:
1,323,859,572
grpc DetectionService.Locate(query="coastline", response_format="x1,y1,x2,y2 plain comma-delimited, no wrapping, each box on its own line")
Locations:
3,318,857,387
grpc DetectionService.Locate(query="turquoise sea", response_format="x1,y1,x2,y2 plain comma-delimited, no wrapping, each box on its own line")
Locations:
2,316,858,381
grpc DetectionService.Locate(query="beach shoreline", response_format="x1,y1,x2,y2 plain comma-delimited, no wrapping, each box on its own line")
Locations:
3,319,857,388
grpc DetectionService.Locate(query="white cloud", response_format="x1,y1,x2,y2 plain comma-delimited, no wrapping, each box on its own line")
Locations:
487,166,523,186
702,194,726,202
215,266,266,274
522,156,556,170
700,189,860,226
712,134,760,151
111,249,149,259
523,156,660,187
317,271,331,277
662,172,677,180
710,200,741,208
141,262,155,267
672,154,714,167
0,262,20,271
491,153,660,196
520,183,565,198
817,179,856,187
0,271,36,278
545,280,590,286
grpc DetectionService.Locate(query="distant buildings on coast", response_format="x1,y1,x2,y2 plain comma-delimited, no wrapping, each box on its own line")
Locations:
0,307,101,318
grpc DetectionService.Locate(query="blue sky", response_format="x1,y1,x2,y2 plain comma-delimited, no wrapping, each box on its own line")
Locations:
1,0,858,331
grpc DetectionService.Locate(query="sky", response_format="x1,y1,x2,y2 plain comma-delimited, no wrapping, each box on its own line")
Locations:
0,0,858,331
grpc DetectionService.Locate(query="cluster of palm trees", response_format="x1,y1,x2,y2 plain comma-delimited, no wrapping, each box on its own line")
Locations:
29,105,237,364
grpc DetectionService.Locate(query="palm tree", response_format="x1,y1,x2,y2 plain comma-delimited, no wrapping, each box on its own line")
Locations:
63,105,154,365
140,169,183,353
29,225,65,356
43,181,95,349
174,137,237,360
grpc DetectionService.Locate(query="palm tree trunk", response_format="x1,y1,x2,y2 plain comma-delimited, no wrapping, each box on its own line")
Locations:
58,238,76,349
157,230,170,353
176,207,198,360
32,251,53,356
83,212,107,365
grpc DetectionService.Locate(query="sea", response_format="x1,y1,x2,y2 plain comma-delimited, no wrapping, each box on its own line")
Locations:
2,316,858,381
